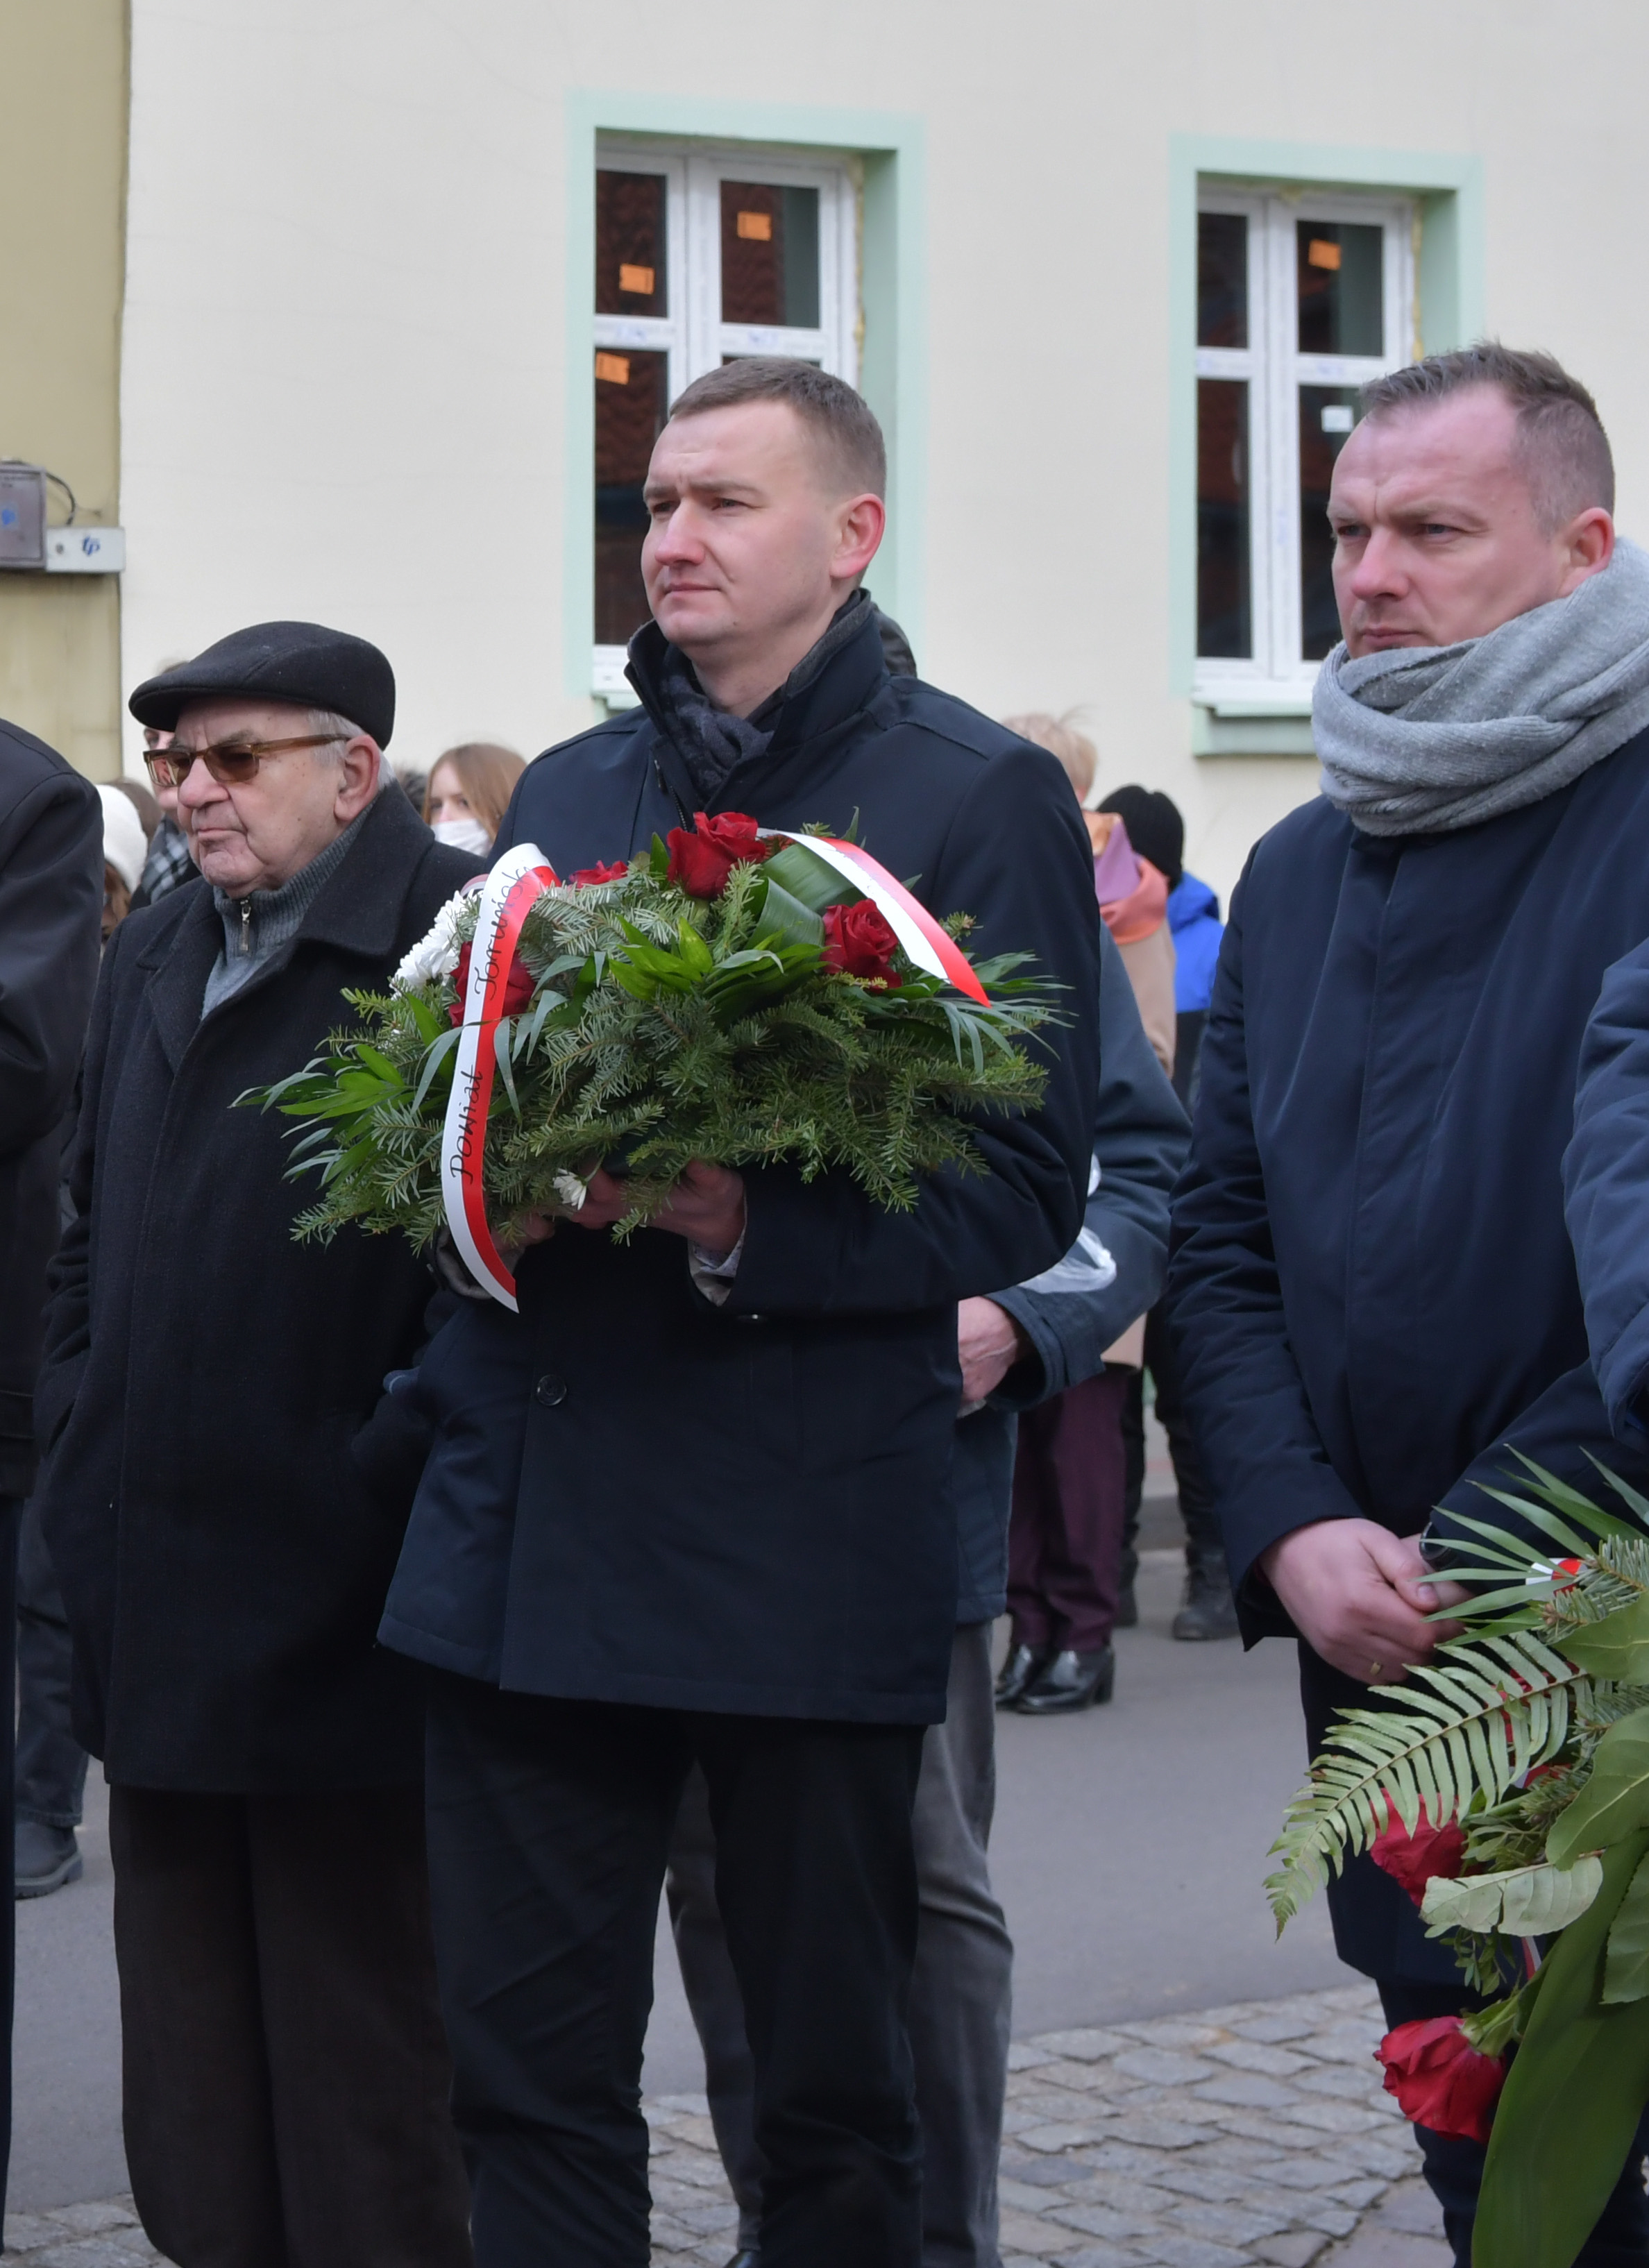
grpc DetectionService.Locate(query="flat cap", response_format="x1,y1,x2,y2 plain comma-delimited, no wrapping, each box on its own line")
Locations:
128,620,395,747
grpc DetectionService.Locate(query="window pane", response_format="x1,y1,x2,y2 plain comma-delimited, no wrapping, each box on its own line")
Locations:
1299,385,1360,660
594,348,668,648
1197,379,1251,659
720,182,820,328
596,170,668,319
1198,212,1247,349
1296,221,1383,357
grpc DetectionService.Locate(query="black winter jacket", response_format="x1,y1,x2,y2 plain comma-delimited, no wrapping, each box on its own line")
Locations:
380,608,1102,1723
35,788,474,1788
0,722,101,1497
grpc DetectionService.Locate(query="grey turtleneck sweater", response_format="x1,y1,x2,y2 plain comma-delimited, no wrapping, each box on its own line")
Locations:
201,806,370,1018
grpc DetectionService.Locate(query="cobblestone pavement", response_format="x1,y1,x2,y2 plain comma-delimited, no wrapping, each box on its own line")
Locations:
3,1985,1446,2268
645,1982,1449,2268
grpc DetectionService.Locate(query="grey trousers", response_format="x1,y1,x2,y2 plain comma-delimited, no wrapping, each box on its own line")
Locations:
666,1623,1012,2268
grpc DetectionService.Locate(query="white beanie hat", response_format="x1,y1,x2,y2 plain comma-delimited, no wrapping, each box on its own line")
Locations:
99,784,149,895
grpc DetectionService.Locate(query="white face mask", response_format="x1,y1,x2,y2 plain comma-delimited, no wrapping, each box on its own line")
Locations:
432,816,492,857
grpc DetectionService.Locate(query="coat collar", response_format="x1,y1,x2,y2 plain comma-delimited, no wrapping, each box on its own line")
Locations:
137,786,435,1070
625,599,888,822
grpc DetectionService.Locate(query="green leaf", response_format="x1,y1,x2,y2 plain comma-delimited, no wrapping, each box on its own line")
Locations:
674,920,715,977
650,833,672,879
410,1025,462,1110
1475,1831,1649,2268
1548,1705,1649,1867
1566,1596,1649,1686
751,877,826,949
1421,1856,1603,1936
759,838,855,913
1606,1851,1649,2004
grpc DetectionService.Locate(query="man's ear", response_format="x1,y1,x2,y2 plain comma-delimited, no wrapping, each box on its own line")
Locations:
336,736,382,819
1559,507,1615,594
833,492,887,585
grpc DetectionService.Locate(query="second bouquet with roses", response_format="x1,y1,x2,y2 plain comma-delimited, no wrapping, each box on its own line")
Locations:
246,813,1060,1261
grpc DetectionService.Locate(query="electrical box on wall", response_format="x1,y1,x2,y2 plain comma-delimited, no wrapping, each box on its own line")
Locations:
0,465,46,569
46,526,124,573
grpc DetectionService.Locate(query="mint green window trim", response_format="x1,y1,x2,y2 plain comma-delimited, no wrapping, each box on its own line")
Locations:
1169,135,1485,726
564,92,927,701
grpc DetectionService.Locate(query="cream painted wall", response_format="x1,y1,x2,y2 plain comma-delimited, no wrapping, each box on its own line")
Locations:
0,0,127,780
120,0,1649,902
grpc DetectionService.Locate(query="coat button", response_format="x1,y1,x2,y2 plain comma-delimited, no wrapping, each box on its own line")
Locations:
534,1374,568,1407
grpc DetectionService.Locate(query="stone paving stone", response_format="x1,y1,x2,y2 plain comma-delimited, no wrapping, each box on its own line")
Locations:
15,1983,1445,2268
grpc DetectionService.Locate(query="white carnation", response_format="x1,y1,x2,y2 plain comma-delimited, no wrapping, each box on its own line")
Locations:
393,885,479,992
552,1171,589,1212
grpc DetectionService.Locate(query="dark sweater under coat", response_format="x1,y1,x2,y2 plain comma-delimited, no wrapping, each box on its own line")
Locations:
34,789,475,1789
380,607,1102,1723
1167,730,1649,1979
0,722,101,1498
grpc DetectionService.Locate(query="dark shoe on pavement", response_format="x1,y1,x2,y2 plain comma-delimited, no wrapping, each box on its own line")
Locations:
15,1818,82,1899
1173,1553,1240,1641
995,1641,1054,1708
722,2253,759,2268
1015,1644,1116,1714
1115,1543,1140,1629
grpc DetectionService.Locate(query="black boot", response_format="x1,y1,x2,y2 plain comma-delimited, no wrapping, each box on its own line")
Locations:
995,1641,1054,1707
1172,1550,1240,1641
1015,1644,1116,1714
1115,1544,1140,1630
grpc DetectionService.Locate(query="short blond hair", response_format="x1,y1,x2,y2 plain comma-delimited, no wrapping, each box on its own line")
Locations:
1001,712,1097,801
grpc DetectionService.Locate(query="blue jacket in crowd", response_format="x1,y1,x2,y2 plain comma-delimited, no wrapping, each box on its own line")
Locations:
1564,941,1649,1438
379,604,1101,1725
950,926,1189,1623
1167,873,1223,1017
1167,731,1649,1980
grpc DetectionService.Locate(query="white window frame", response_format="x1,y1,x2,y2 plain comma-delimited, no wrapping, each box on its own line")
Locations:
1194,188,1414,710
592,137,859,694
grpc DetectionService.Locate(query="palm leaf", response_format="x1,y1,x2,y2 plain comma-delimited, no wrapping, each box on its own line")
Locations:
1266,1627,1585,1929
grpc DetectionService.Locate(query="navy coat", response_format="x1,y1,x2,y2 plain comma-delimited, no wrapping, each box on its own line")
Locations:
35,790,474,1789
380,607,1101,1723
955,931,1188,1621
1167,732,1649,1979
1564,940,1649,1437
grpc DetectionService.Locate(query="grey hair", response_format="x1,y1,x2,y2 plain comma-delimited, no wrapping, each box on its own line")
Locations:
1358,343,1614,534
302,706,396,791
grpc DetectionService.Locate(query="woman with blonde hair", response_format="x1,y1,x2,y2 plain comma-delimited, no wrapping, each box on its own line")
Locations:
424,741,526,856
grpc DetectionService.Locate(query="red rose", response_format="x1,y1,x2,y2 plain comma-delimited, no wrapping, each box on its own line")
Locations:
572,858,630,886
821,899,902,985
1371,1795,1467,1909
665,811,768,899
1375,2017,1507,2142
449,941,536,1026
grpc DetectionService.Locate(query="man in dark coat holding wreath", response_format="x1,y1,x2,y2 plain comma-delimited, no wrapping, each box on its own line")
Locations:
35,623,475,2268
381,359,1101,2267
1168,348,1649,2265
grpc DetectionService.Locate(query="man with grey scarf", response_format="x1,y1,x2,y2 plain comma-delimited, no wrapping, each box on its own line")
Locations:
1169,344,1649,2267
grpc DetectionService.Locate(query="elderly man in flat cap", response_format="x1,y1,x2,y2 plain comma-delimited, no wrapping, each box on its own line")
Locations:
35,623,475,2268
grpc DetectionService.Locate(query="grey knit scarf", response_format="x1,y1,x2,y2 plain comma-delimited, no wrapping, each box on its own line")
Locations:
1313,539,1649,836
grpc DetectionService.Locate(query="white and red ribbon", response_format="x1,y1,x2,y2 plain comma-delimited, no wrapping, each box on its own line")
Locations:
761,831,990,1005
440,842,558,1308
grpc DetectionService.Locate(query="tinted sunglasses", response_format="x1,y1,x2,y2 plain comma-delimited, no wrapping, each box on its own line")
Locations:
145,733,343,790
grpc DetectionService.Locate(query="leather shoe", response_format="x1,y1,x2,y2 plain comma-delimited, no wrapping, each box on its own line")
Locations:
722,2253,759,2268
1015,1644,1116,1714
995,1641,1053,1707
15,1818,82,1899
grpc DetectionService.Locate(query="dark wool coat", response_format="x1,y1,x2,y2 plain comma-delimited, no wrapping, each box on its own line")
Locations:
380,606,1102,1723
0,722,101,1498
35,788,474,1790
1167,729,1649,1981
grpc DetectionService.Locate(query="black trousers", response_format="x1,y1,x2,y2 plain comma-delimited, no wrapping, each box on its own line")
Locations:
16,1493,87,1827
110,1784,473,2268
423,1670,927,2268
1119,1307,1222,1566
